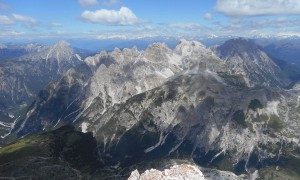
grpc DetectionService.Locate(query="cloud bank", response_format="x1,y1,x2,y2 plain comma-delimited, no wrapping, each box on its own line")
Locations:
215,0,300,17
0,14,37,25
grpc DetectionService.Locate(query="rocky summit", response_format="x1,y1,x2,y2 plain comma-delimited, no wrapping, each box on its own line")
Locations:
1,38,300,180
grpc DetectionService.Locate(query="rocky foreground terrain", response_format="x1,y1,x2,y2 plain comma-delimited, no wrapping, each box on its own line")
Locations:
128,164,249,180
128,164,206,180
0,38,300,179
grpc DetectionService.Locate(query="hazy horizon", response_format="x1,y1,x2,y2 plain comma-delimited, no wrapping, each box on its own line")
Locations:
1,0,300,42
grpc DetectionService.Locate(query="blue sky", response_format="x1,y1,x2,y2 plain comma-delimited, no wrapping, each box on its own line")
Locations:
1,0,300,40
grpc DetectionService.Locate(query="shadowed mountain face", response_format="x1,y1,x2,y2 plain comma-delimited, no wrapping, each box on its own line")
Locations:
1,39,300,179
0,126,101,178
0,41,83,139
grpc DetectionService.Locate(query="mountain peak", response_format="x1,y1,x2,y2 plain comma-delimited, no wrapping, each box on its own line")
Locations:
51,40,71,49
146,42,169,51
215,38,289,87
144,42,172,62
45,40,72,55
175,39,209,57
45,40,74,61
178,39,205,47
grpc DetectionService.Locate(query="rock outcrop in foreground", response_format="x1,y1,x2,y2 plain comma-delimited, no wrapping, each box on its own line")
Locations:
128,164,205,180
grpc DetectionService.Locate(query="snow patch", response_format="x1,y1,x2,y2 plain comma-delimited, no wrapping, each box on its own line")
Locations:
135,86,142,94
155,68,175,78
8,114,14,119
0,121,12,128
167,54,182,66
265,101,280,116
81,122,89,133
144,132,164,153
296,96,300,108
204,70,225,84
76,54,83,61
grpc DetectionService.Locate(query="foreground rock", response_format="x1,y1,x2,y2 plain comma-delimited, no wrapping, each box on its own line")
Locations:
128,164,248,180
128,164,205,180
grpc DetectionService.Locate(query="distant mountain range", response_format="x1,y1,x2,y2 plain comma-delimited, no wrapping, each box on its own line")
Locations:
0,38,300,179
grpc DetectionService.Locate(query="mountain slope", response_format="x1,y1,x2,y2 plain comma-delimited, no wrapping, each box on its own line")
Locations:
10,70,299,178
214,38,290,87
87,71,300,178
2,71,300,179
256,37,300,67
0,41,82,140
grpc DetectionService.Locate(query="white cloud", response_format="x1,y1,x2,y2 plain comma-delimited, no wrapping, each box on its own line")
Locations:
250,18,300,28
79,0,99,8
215,0,300,17
102,0,120,7
0,15,14,25
0,14,37,25
97,34,127,39
212,16,300,37
93,23,212,39
0,30,25,37
81,7,142,25
168,23,207,30
96,32,158,40
11,14,37,24
276,31,300,37
204,13,213,20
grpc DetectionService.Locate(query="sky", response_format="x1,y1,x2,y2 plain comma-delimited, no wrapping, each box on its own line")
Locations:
1,0,300,41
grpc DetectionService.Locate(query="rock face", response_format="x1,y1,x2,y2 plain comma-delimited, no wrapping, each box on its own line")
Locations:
86,71,300,173
0,41,82,140
128,164,205,180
